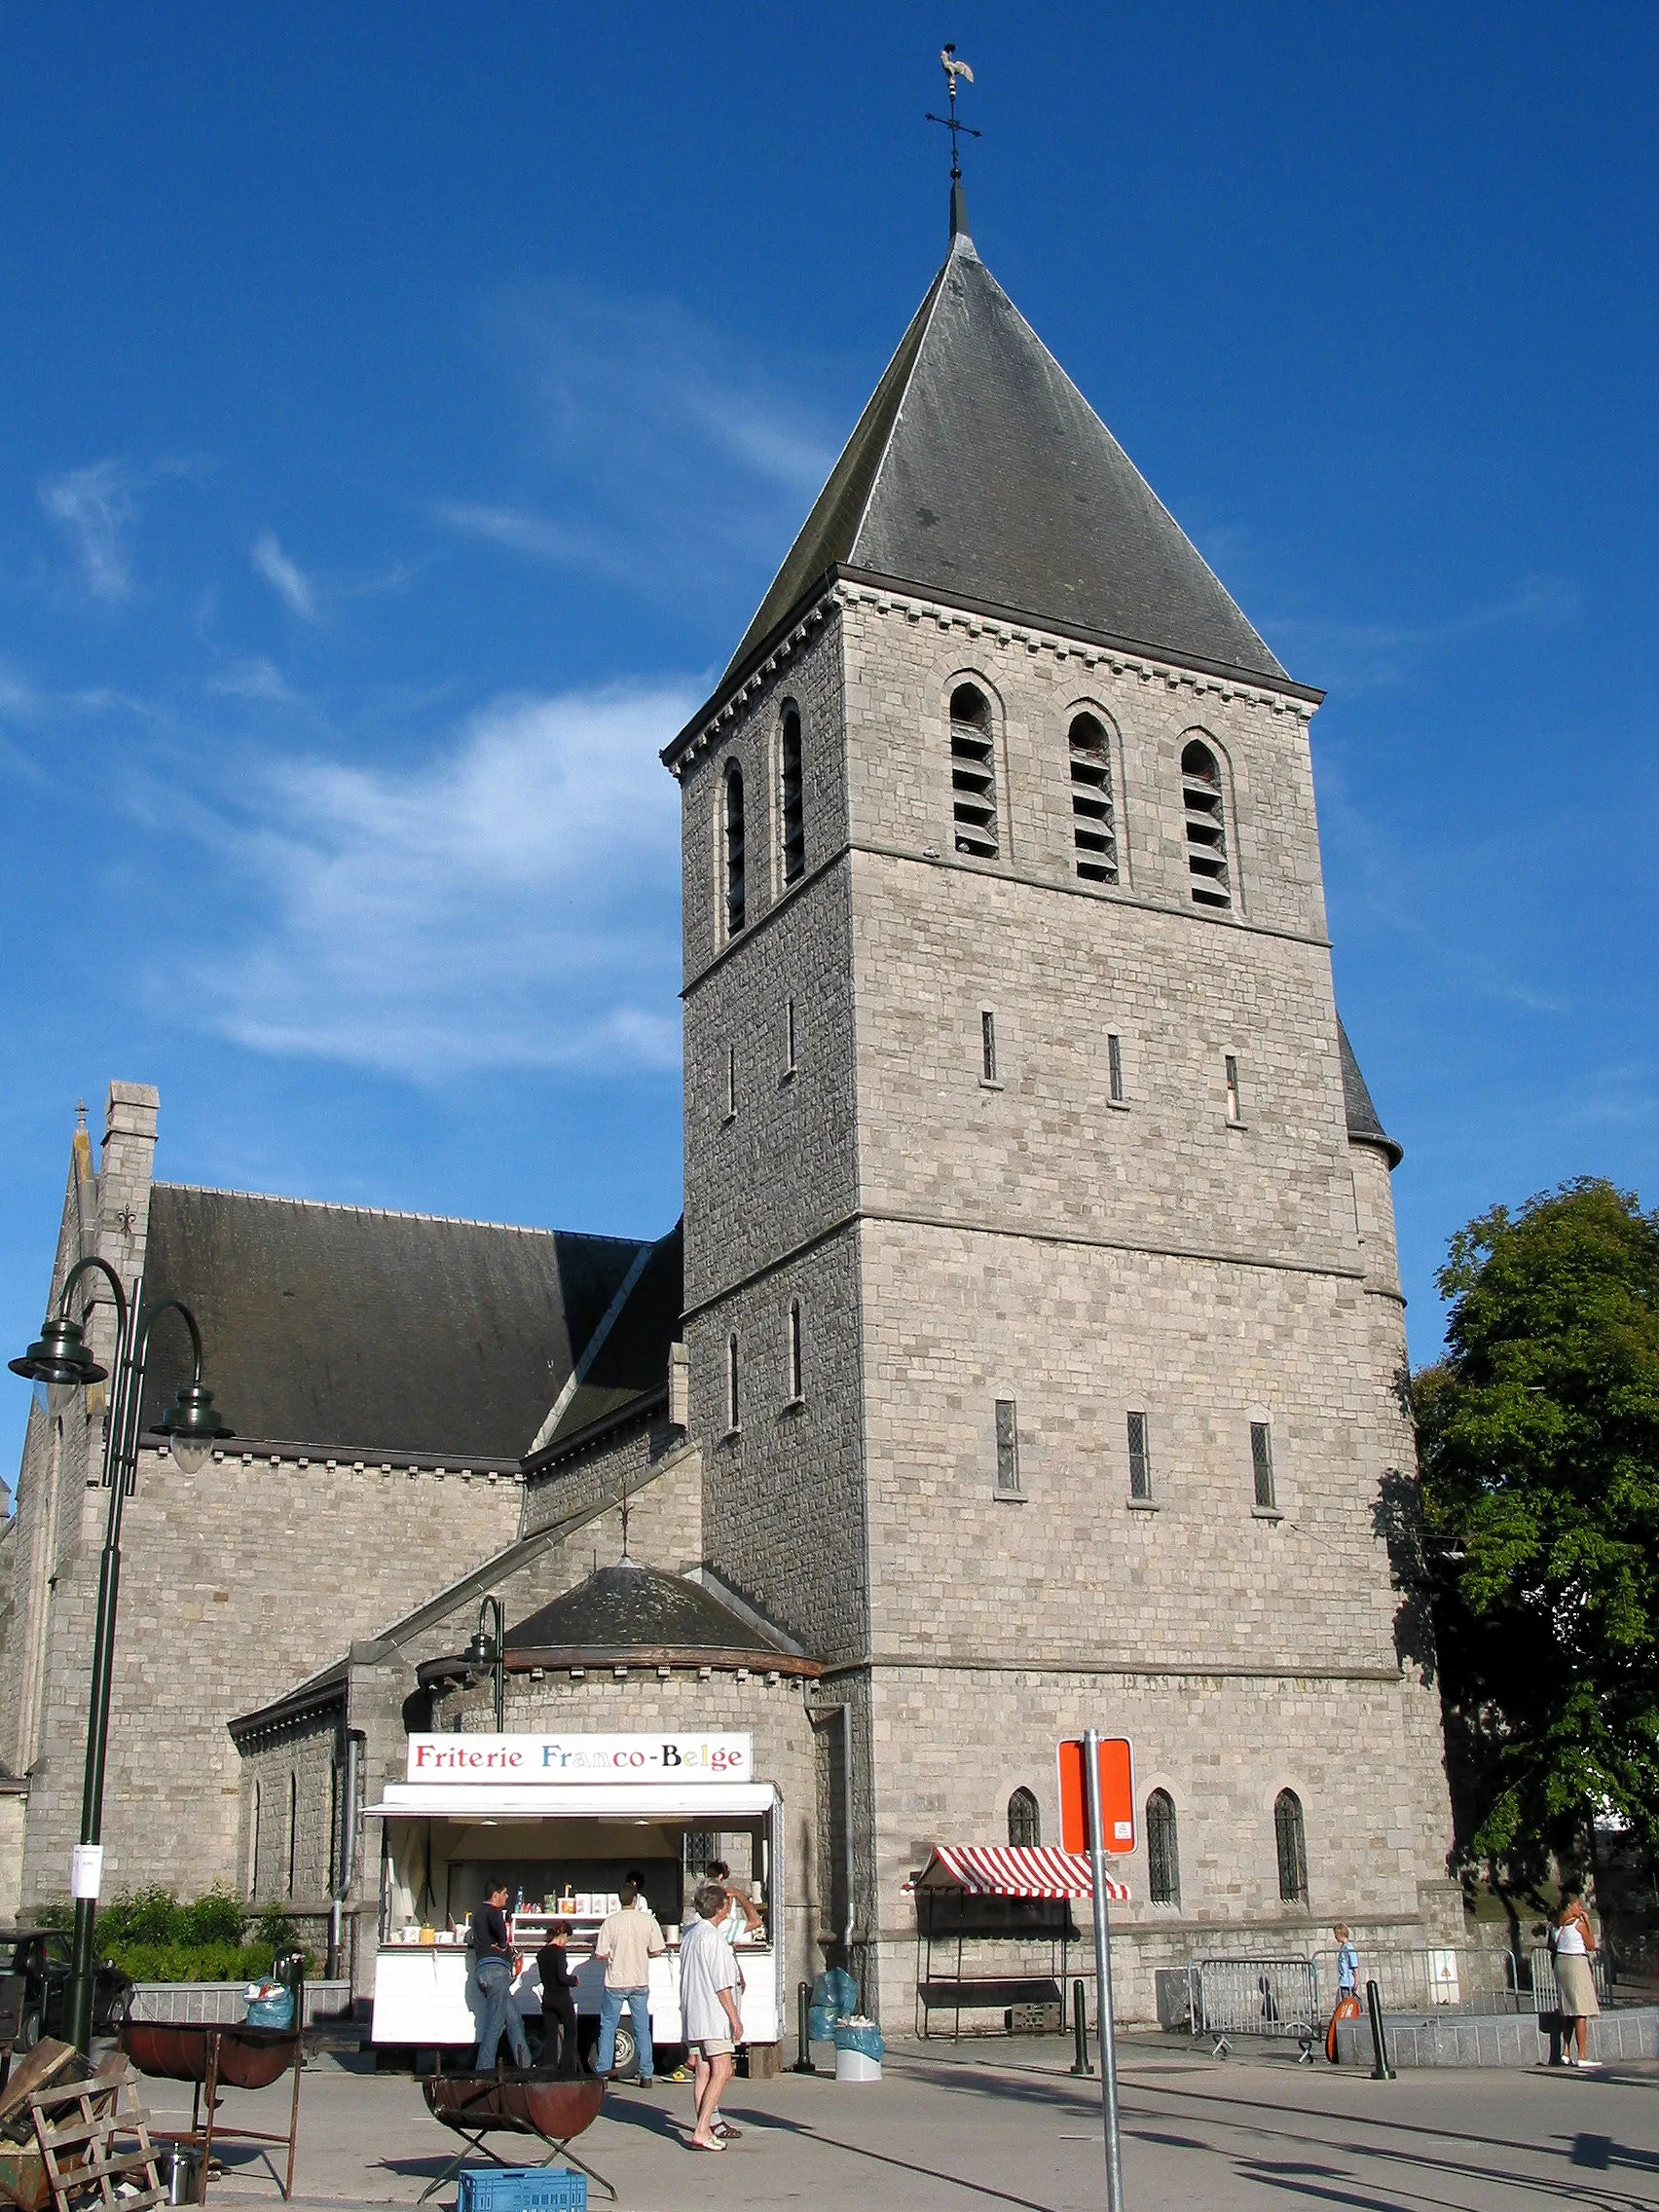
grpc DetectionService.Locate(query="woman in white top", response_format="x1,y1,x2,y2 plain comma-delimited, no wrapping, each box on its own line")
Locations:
1553,1895,1600,2067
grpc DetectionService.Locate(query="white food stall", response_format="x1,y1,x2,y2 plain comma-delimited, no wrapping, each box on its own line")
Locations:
368,1731,782,2062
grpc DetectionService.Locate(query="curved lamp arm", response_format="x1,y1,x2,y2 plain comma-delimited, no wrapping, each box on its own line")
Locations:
133,1296,204,1382
56,1254,130,1340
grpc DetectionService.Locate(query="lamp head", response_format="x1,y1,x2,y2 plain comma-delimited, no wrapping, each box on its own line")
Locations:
158,1381,234,1476
10,1314,107,1415
464,1626,495,1671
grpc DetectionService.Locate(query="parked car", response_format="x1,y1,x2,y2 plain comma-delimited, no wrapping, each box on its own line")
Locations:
0,1927,133,2045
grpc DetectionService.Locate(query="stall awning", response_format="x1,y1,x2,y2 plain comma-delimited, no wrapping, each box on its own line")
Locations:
366,1781,777,1820
910,1845,1128,1902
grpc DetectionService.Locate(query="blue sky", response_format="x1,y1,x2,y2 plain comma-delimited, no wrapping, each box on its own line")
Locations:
2,4,1654,1470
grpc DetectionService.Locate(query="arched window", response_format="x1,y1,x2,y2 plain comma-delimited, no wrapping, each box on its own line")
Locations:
1007,1787,1040,1848
1180,739,1231,908
723,760,747,936
780,709,805,885
1146,1789,1180,1905
286,1771,298,1899
249,1781,262,1901
1274,1788,1308,1903
787,1299,803,1403
726,1334,741,1434
1068,713,1119,883
949,684,998,859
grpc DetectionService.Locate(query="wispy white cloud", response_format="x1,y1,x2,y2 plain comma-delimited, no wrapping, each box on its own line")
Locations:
1269,576,1578,692
205,655,293,702
251,531,318,620
164,682,691,1081
39,460,140,602
433,280,838,608
432,500,633,582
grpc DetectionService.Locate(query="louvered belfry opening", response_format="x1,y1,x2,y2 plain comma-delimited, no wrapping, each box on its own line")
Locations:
1180,739,1230,907
780,707,805,884
723,759,747,935
1068,713,1119,883
949,683,998,857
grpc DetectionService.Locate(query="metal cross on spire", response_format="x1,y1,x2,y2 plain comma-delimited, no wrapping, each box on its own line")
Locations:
927,44,980,239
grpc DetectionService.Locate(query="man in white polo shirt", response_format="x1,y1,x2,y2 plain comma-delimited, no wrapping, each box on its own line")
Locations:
679,1883,743,2152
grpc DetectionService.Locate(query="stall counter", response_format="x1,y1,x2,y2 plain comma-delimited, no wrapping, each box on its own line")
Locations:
370,1935,779,2050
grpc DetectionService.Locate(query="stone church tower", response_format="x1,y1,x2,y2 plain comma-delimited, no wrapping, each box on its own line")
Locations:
665,209,1457,2013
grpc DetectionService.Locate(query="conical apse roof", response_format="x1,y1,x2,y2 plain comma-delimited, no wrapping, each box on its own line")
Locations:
724,231,1290,689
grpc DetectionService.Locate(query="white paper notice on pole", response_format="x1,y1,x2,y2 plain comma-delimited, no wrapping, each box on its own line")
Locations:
70,1843,104,1900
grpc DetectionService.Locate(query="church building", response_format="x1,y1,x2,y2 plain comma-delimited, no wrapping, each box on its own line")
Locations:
0,195,1458,2041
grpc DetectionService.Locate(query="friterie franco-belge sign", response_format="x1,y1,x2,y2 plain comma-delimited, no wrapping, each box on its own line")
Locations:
405,1732,753,1783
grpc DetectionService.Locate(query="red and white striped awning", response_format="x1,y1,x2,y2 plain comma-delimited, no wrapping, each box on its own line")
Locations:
909,1845,1128,1902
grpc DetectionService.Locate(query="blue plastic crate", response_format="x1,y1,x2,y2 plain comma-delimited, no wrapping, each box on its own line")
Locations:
456,2167,585,2212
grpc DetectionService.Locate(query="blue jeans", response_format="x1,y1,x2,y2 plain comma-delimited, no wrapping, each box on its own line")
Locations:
475,1958,531,2070
596,1985,653,2080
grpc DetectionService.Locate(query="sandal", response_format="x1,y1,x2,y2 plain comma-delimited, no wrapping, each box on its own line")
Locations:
689,2137,726,2152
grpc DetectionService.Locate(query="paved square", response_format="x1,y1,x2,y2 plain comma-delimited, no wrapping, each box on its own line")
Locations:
131,2035,1659,2211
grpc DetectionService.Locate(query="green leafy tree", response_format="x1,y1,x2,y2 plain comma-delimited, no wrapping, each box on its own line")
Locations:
1416,1178,1659,1883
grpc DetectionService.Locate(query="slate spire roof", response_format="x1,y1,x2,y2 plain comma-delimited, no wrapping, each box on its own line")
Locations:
1339,1019,1403,1168
722,228,1296,693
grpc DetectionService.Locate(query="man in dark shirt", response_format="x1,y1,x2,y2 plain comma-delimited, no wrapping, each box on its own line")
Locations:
473,1881,531,2071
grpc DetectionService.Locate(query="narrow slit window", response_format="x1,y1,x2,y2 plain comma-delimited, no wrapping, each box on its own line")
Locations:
1146,1790,1180,1906
981,1010,998,1084
1068,712,1119,882
994,1399,1021,1494
249,1781,261,1900
1225,1054,1242,1124
1107,1032,1124,1105
1251,1420,1275,1509
787,1300,803,1403
1275,1788,1309,1902
1126,1411,1152,1500
949,684,998,858
784,997,796,1079
1007,1788,1040,1848
725,1043,737,1119
1181,739,1231,908
780,708,805,885
726,1335,741,1434
286,1771,298,1899
723,760,747,936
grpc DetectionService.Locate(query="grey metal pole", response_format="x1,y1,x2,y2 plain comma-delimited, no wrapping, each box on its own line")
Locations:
1084,1728,1125,2212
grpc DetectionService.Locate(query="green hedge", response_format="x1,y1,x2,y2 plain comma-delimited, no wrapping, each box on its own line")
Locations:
40,1888,316,1983
104,1939,284,1984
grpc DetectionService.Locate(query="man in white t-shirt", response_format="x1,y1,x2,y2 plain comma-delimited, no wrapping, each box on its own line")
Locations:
679,1884,742,2151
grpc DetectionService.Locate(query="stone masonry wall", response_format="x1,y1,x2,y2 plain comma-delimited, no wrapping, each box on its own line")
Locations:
687,1227,868,1667
866,1663,1458,2025
19,1447,524,1909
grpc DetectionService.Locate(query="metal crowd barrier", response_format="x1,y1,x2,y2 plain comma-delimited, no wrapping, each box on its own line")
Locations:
1312,1945,1521,2016
1529,1946,1611,2014
1187,1956,1318,2061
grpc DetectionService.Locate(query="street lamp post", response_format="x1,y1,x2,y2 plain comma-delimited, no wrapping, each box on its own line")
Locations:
11,1256,233,2051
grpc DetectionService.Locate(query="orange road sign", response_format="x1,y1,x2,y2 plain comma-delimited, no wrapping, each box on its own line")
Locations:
1057,1736,1135,1855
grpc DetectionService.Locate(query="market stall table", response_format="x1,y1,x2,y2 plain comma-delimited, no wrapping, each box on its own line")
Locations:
908,1846,1129,2041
